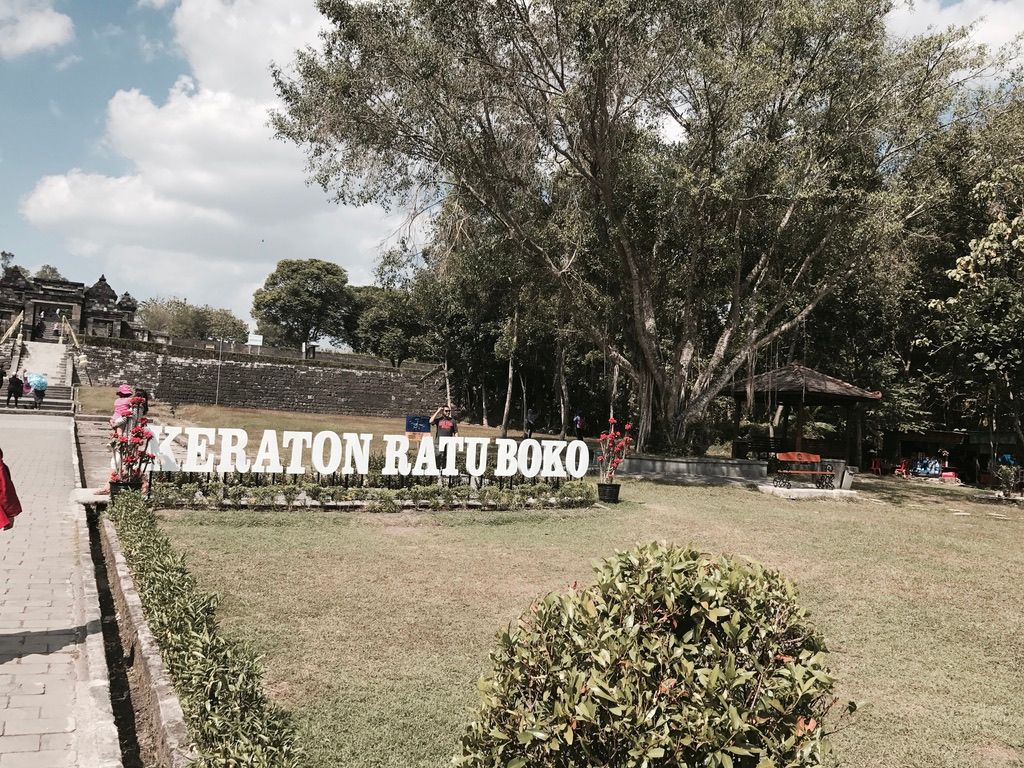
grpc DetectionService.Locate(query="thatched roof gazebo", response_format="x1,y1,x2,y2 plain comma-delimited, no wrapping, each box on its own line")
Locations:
731,364,882,465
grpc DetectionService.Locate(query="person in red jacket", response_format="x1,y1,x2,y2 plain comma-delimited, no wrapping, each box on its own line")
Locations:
0,448,23,531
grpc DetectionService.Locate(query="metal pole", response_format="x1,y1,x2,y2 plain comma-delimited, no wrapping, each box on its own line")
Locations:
215,338,223,406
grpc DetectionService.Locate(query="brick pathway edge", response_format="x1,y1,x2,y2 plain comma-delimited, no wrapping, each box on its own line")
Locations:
67,421,123,768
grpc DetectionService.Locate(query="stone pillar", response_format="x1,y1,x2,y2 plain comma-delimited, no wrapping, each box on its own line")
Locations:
854,404,864,468
794,407,806,451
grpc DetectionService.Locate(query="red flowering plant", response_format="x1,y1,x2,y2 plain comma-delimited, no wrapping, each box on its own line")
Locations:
109,397,156,484
596,417,634,483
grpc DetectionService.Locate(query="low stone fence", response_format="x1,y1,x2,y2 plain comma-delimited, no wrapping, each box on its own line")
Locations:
98,515,193,768
617,455,768,482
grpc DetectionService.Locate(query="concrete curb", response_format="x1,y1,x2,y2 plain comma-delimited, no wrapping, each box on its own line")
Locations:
99,517,195,768
757,484,859,500
68,420,123,768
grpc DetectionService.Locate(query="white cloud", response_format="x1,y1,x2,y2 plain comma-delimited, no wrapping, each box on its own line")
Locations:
20,0,402,321
889,0,1024,52
0,0,73,59
139,0,176,7
53,51,81,70
137,32,168,62
171,0,324,100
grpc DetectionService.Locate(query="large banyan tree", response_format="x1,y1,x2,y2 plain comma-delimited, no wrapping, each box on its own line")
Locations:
273,0,1000,449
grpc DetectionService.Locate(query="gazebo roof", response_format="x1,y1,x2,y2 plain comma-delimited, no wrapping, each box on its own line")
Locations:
732,363,882,406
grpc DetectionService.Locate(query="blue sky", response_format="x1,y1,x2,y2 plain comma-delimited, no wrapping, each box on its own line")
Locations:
1,2,183,275
0,0,1022,322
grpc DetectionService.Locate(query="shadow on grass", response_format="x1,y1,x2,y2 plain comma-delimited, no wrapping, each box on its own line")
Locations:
436,507,609,527
160,509,356,528
856,476,987,506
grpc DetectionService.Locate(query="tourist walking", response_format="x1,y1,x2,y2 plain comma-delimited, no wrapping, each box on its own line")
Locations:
573,411,586,439
25,373,48,410
5,373,22,408
0,447,22,531
134,387,150,416
525,407,538,439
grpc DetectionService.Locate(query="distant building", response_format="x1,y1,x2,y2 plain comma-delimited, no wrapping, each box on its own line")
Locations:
0,267,149,342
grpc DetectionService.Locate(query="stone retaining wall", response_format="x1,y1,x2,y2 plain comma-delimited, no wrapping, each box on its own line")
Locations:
99,516,194,768
79,340,445,417
617,455,767,481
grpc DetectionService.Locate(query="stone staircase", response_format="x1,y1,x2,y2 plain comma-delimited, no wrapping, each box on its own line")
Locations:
4,340,76,417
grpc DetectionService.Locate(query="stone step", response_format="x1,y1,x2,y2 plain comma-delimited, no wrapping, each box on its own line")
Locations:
0,406,74,417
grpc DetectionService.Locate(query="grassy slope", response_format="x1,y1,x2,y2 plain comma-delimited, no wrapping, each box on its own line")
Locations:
77,388,553,446
161,477,1024,768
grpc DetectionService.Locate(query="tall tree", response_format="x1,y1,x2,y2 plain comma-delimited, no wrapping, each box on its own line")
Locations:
351,285,426,367
34,265,65,280
1,252,15,271
251,259,354,346
939,161,1024,447
138,298,248,342
273,0,997,448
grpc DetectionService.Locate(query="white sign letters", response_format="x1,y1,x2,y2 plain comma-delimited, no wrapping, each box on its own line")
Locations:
149,427,590,479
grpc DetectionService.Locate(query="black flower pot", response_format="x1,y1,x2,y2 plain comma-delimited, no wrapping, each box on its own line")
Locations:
597,482,621,503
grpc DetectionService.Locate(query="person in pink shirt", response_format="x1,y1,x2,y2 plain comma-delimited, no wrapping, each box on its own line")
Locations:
111,383,134,430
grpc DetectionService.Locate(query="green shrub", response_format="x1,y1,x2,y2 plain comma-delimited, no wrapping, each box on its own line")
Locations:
557,480,598,507
457,543,839,768
107,493,300,767
149,476,597,513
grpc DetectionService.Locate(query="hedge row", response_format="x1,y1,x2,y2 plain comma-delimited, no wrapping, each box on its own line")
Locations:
150,479,598,512
106,492,301,767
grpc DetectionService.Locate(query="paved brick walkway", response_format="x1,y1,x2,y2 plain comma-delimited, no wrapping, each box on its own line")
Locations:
0,414,120,767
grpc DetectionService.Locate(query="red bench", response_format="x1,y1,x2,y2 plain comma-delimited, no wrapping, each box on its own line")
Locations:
773,452,835,490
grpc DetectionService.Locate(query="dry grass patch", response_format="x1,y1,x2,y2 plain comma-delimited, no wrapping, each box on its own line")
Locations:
160,476,1023,768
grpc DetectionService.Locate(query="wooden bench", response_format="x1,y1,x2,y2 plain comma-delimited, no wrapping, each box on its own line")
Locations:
773,452,835,490
733,436,792,459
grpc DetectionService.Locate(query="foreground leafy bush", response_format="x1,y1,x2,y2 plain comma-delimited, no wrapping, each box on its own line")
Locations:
458,543,840,768
107,492,300,767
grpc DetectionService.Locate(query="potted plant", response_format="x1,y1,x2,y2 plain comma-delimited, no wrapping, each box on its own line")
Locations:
596,418,633,502
109,397,156,499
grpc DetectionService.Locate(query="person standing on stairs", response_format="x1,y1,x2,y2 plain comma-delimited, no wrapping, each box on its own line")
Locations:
5,373,22,408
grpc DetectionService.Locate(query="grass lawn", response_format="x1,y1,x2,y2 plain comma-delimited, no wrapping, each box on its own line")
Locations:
158,476,1024,768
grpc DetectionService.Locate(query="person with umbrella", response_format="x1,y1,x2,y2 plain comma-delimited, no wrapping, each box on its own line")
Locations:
26,372,47,410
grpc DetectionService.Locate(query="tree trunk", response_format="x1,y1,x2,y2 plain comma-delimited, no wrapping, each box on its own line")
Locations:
500,308,518,438
481,383,490,428
609,361,619,423
444,354,452,408
500,356,515,438
557,342,569,440
519,372,528,437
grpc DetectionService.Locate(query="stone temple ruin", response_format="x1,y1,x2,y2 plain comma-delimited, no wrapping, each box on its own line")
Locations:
0,267,147,342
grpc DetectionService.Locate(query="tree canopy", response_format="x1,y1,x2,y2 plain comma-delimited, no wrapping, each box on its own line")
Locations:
34,264,65,280
273,0,1002,449
251,258,354,346
138,298,249,342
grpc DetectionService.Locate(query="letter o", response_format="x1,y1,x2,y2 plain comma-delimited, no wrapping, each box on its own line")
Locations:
565,440,590,479
312,431,343,474
517,439,543,478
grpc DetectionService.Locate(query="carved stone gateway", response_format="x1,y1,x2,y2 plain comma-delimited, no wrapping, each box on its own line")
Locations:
0,268,147,341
